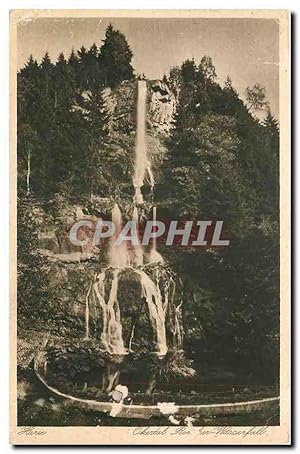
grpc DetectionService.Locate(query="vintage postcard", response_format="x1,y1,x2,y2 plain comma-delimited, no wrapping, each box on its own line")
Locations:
10,9,290,445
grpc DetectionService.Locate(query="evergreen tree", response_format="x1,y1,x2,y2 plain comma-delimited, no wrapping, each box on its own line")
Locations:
77,45,87,62
54,52,76,112
78,43,103,90
84,89,109,136
181,59,197,83
77,46,89,89
99,24,134,88
57,52,67,65
68,48,79,66
159,57,280,378
89,42,98,57
20,54,40,79
79,89,109,199
17,197,51,330
224,75,232,90
199,56,217,87
68,48,80,85
40,51,52,69
263,109,279,135
40,51,56,107
86,43,102,89
18,55,41,122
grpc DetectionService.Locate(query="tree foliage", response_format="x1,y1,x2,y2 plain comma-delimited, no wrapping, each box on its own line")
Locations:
246,83,269,113
17,25,135,202
158,59,280,380
99,24,134,88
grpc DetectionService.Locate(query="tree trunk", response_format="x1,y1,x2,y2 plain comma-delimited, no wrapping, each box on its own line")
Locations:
26,149,31,195
101,364,120,393
146,376,157,395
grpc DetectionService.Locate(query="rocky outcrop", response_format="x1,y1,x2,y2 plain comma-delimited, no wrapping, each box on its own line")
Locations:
72,78,176,138
103,83,136,136
148,80,176,135
103,79,176,137
34,79,176,261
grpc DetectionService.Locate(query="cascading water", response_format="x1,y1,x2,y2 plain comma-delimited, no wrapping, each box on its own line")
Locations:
87,266,175,356
109,203,131,268
135,269,168,356
84,80,183,363
133,80,154,205
132,206,144,267
93,269,126,355
149,206,164,264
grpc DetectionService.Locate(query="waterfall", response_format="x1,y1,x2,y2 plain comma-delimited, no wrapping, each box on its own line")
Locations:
84,282,92,340
148,206,164,264
83,80,183,360
109,203,130,268
133,80,154,205
87,266,178,356
132,206,144,266
92,269,126,355
135,269,167,356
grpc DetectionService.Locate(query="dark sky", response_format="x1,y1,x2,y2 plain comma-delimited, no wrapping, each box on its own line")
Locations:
17,17,279,117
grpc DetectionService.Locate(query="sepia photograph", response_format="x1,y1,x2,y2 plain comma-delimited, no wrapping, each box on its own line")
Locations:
9,9,290,445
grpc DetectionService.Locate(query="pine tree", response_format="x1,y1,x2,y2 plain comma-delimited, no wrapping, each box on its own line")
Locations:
68,48,79,81
181,59,197,83
77,46,88,89
18,55,42,196
78,46,87,62
57,52,67,65
18,55,41,119
263,109,279,135
55,52,75,111
78,43,102,90
88,42,98,57
84,90,109,200
21,54,39,78
84,89,109,138
224,75,233,91
68,48,79,66
40,51,53,72
199,56,217,87
160,59,280,378
40,51,55,98
98,24,134,88
86,43,102,89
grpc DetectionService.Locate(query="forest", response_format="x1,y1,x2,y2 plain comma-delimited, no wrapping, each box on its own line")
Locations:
17,23,280,394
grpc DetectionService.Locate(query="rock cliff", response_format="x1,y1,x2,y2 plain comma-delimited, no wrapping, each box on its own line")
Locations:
103,79,176,137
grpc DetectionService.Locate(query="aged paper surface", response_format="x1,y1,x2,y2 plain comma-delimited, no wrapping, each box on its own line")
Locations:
10,9,290,445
